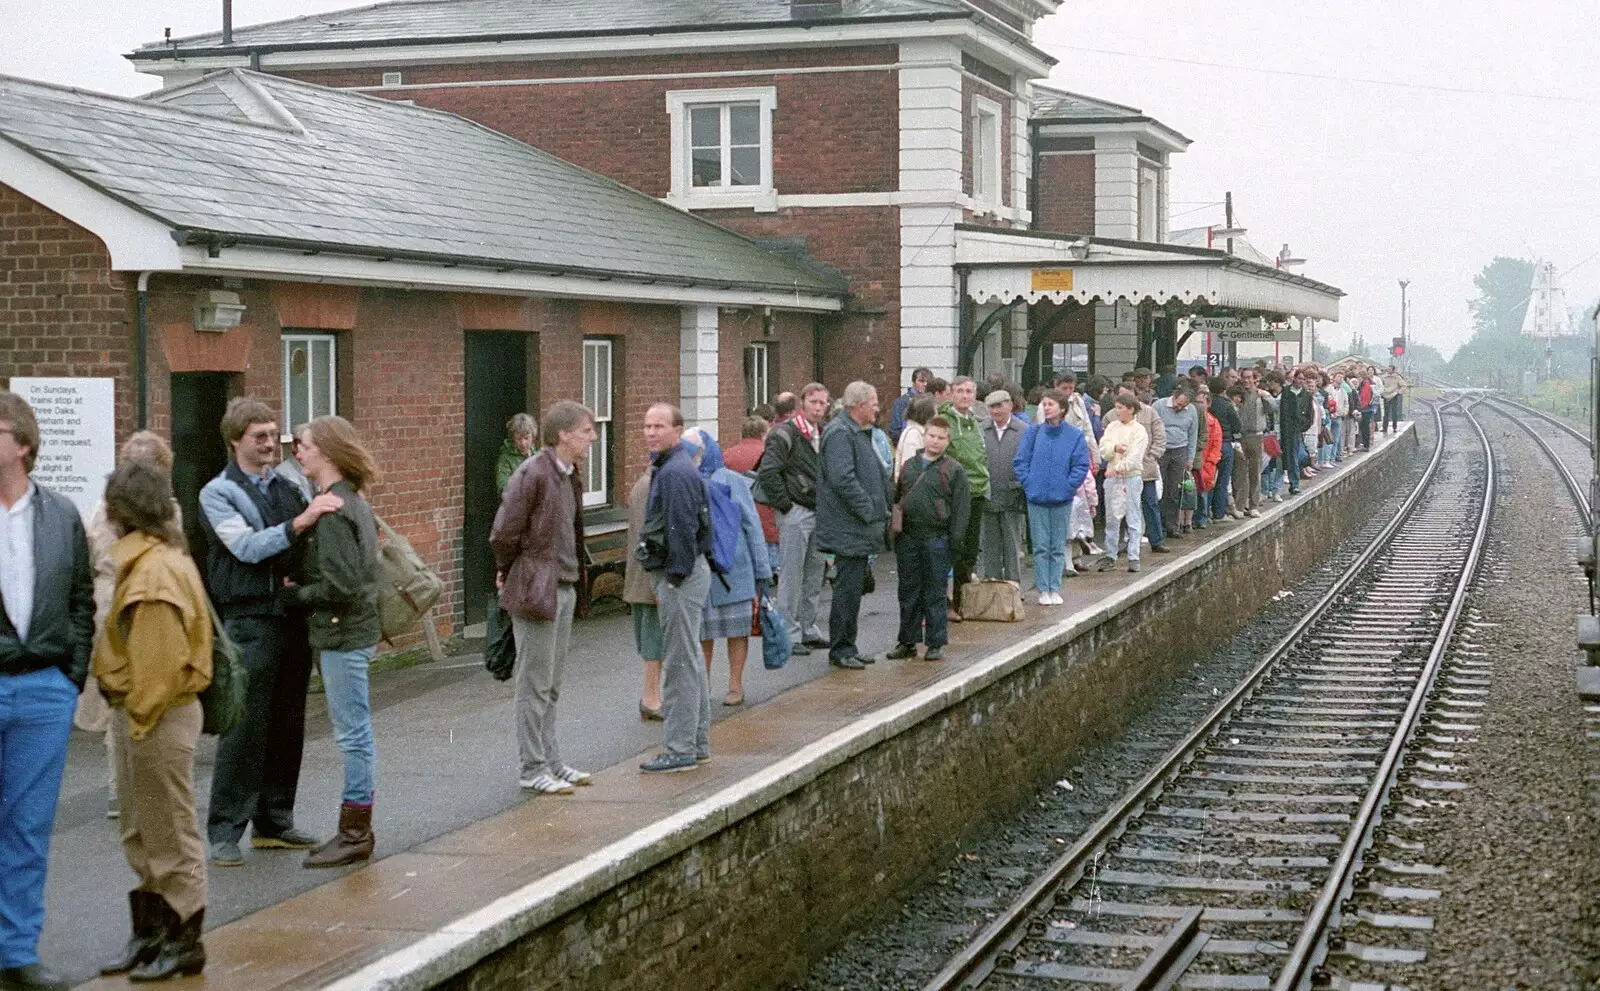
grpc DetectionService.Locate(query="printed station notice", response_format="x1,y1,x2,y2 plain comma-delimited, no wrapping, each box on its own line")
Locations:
7,377,116,520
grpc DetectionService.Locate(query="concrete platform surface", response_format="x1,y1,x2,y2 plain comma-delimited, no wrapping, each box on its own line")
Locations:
62,426,1416,989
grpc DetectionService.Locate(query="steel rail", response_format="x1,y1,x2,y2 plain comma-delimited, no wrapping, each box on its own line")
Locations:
1487,394,1593,450
1481,398,1591,527
1272,399,1495,991
921,403,1450,991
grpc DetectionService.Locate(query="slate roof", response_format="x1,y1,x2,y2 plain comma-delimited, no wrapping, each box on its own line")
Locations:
0,70,845,296
1031,84,1192,145
132,0,970,55
1030,85,1144,122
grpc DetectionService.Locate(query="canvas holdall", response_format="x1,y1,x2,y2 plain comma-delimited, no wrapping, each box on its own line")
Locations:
958,579,1025,622
376,516,444,641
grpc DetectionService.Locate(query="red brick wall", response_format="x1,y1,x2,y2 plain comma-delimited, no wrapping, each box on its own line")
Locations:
1035,154,1096,236
716,308,816,440
540,300,682,497
282,47,900,198
701,205,898,404
0,183,138,438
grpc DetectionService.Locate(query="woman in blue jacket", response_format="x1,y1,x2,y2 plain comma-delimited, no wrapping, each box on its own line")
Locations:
682,429,772,706
1013,390,1092,605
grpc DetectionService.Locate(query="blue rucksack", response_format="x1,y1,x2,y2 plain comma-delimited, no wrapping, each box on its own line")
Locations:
702,476,741,578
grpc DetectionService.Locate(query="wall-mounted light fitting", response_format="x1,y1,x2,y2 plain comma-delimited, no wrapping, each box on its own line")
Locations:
194,289,246,332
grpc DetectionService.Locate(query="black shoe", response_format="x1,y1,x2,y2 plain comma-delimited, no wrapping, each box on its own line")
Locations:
102,890,166,976
128,904,205,982
802,638,830,649
829,655,866,670
251,826,320,850
789,642,812,656
1150,545,1172,554
859,654,876,665
0,965,68,991
923,646,945,660
885,643,918,660
1096,556,1116,572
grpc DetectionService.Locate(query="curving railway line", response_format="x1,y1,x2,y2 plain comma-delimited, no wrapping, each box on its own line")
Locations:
922,399,1499,991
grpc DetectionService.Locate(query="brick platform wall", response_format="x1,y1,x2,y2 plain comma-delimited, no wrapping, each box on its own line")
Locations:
438,429,1421,991
0,183,138,437
1035,154,1096,236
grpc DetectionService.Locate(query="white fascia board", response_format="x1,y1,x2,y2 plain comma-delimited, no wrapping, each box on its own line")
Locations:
134,20,1047,75
0,138,182,271
1036,120,1190,154
177,244,842,312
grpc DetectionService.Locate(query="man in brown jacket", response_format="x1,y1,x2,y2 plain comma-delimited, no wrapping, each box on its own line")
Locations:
490,400,596,796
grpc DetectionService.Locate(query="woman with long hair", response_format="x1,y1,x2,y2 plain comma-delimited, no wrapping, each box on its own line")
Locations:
95,460,212,980
283,416,383,868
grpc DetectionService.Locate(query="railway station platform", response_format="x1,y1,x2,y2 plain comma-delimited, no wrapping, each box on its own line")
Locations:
67,426,1418,991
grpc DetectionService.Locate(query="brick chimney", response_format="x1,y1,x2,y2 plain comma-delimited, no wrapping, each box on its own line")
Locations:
791,0,845,20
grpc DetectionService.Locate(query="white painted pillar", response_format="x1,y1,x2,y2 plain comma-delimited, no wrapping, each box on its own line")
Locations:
898,38,965,380
680,304,719,439
1094,135,1140,240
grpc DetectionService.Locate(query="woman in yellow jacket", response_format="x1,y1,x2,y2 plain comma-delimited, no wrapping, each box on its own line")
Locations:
94,460,212,982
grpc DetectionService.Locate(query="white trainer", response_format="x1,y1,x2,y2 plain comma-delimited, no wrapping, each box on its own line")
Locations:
520,772,575,795
553,765,593,787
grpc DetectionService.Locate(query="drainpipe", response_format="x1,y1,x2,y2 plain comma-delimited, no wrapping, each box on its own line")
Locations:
137,272,151,430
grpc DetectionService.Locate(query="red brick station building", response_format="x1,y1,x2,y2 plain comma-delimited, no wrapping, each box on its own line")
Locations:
0,0,1342,638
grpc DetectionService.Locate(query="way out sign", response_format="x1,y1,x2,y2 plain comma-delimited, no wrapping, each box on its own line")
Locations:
7,377,116,520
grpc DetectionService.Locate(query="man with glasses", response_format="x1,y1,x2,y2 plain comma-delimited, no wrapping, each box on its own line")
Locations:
198,398,342,867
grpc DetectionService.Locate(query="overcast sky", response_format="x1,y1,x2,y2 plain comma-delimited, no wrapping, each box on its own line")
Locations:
3,0,1595,358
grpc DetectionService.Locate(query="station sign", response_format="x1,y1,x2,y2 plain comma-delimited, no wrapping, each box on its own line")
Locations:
1030,269,1075,291
1188,316,1298,342
5,377,116,521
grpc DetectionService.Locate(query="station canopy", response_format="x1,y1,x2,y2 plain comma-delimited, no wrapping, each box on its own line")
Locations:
956,225,1343,322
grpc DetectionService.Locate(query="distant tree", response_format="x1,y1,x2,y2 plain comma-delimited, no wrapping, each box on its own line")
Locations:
1468,256,1536,336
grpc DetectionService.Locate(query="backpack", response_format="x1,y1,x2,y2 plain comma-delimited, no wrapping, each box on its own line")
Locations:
375,516,444,641
702,476,741,577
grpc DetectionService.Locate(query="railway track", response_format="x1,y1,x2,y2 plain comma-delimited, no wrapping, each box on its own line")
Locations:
1476,396,1592,526
924,401,1495,991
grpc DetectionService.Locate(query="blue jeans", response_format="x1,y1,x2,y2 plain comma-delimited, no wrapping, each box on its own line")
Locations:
896,536,950,647
1140,476,1165,547
1210,443,1234,519
318,645,377,805
0,667,77,967
1103,475,1144,562
1027,503,1070,593
1328,418,1343,461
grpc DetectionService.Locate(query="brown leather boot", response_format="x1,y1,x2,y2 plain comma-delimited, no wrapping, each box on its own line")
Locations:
302,803,374,868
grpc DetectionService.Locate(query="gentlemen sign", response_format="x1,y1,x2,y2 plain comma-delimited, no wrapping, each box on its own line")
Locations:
7,377,116,519
1189,316,1297,342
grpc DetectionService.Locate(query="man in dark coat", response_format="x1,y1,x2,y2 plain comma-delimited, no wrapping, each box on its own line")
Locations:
815,382,891,670
1278,370,1313,496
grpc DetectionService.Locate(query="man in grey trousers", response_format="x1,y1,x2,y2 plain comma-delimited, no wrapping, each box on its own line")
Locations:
491,401,598,796
637,403,713,773
756,383,830,654
979,390,1027,582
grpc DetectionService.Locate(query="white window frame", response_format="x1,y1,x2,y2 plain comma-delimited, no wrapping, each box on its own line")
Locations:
972,95,1003,213
744,342,772,409
666,86,777,211
1137,163,1161,242
280,332,338,442
581,338,614,508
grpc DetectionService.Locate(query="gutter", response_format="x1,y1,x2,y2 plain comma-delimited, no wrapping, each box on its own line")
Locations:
170,229,849,300
136,272,151,430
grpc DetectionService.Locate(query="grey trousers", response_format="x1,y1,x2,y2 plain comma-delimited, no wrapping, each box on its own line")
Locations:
654,560,711,759
980,509,1024,581
510,584,576,779
775,505,825,642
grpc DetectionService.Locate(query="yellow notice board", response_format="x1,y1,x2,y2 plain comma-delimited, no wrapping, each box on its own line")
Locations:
1030,269,1074,291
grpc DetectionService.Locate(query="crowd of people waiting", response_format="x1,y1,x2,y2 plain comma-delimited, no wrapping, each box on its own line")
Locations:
0,356,1406,986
